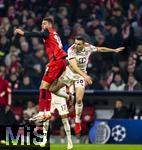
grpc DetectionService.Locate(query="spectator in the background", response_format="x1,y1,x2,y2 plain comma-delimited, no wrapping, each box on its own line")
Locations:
112,99,129,119
7,5,16,22
4,45,20,67
110,72,125,91
19,75,35,90
87,18,104,37
108,7,125,28
125,75,142,91
106,25,123,48
56,6,70,29
127,55,135,78
24,17,35,31
87,73,103,90
20,111,30,126
24,100,37,118
19,41,31,66
128,102,136,119
1,17,10,32
121,19,135,58
31,38,41,51
127,3,137,22
61,26,72,51
0,0,7,16
8,54,21,74
75,26,92,43
76,1,90,23
0,34,10,57
4,105,17,125
23,48,45,88
8,73,19,89
132,44,142,83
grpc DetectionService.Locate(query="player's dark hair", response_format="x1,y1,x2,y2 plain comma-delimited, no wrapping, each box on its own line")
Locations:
43,17,54,26
75,35,85,43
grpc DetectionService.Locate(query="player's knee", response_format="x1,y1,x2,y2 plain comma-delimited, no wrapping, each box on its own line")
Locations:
49,86,56,93
76,99,82,104
61,114,68,119
40,81,50,89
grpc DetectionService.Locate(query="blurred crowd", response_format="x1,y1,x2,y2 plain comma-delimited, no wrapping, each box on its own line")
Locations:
1,0,142,90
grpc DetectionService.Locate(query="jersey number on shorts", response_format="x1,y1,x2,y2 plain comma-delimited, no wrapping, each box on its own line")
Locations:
54,32,63,49
76,79,84,84
79,57,86,64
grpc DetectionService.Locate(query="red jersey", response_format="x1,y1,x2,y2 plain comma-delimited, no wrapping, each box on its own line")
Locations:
0,76,11,106
44,28,67,63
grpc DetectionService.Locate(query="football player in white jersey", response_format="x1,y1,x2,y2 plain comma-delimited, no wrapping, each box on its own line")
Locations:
40,86,73,150
59,36,124,135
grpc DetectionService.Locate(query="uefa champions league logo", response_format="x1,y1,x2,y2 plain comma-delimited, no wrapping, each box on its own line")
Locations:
111,125,126,142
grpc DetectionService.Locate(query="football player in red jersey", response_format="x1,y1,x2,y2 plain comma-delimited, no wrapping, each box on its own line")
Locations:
15,17,69,121
15,17,92,122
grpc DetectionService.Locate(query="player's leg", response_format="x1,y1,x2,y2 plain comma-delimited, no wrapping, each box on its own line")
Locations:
61,115,73,150
74,78,85,134
49,79,69,99
29,80,51,121
52,92,73,150
40,120,50,146
36,59,67,121
49,66,75,99
39,80,51,118
40,96,55,146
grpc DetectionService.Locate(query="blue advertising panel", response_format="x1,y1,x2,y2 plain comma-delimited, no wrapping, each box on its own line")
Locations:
89,119,142,144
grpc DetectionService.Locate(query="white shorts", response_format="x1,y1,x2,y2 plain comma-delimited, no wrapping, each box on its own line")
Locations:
50,91,69,116
59,66,85,89
74,77,85,89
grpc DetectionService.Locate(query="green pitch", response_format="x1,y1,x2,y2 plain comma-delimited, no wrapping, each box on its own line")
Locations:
51,144,142,150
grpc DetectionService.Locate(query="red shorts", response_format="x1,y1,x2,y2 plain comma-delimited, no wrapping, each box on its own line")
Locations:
42,59,68,84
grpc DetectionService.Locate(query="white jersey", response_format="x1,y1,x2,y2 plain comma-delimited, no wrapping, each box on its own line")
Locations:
68,42,97,72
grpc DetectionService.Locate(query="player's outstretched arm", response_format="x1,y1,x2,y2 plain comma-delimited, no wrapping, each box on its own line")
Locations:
69,58,92,85
15,28,49,38
97,47,125,53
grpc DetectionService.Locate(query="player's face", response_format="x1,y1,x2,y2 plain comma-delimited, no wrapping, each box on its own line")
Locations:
41,21,51,30
74,39,84,51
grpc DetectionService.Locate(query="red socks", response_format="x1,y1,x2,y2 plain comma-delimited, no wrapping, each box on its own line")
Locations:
39,89,51,112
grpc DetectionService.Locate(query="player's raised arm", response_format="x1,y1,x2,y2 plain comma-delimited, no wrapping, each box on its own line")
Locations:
15,28,49,38
97,47,125,53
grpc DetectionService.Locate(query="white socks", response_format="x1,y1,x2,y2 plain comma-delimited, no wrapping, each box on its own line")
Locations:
62,118,72,143
75,102,83,123
42,120,49,142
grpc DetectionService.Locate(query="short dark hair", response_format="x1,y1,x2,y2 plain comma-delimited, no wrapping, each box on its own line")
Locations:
116,99,124,104
75,35,85,43
43,17,54,26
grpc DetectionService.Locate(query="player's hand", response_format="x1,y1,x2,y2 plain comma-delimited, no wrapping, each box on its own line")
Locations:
84,75,93,85
15,28,24,36
115,47,125,53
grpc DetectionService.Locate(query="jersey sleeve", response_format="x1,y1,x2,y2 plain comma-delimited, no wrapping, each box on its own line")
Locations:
24,28,49,38
90,44,97,52
68,48,76,60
